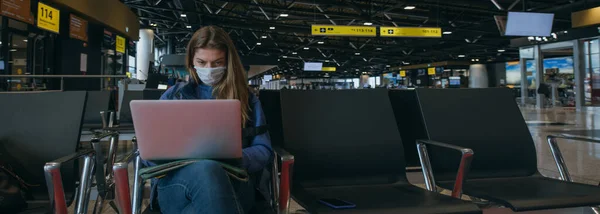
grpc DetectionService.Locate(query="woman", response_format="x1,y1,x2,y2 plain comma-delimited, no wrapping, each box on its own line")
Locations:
145,26,273,214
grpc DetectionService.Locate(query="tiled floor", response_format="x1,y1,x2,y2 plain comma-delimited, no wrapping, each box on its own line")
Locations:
80,107,600,214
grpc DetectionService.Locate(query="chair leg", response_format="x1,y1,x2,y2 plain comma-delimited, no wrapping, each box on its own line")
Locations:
132,154,144,214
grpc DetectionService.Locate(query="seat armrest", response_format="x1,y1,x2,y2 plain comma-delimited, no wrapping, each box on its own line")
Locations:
416,139,473,199
545,134,600,182
44,149,96,214
272,146,294,214
113,150,137,214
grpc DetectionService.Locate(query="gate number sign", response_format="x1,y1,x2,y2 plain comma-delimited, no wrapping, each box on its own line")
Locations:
37,2,60,34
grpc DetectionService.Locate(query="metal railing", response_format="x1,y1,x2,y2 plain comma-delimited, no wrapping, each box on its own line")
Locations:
0,75,129,91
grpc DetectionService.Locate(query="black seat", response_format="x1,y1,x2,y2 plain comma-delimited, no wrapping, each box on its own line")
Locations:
279,89,481,214
258,90,284,147
118,90,144,128
0,91,90,212
388,89,428,168
82,91,112,129
414,88,600,211
143,89,166,101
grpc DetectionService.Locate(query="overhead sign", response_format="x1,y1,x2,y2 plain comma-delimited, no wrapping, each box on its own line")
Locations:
312,25,376,37
428,67,436,75
69,14,88,42
400,70,406,77
37,2,60,33
1,0,34,24
116,35,126,53
322,67,336,72
380,27,441,38
304,62,323,71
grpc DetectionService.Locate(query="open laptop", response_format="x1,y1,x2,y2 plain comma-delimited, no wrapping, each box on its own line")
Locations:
130,100,242,160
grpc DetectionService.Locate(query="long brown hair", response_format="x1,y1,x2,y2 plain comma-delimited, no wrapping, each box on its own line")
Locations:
185,26,250,126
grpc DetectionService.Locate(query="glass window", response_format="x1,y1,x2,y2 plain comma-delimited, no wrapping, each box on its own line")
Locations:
368,77,376,87
376,76,381,85
352,78,359,89
591,39,599,54
592,53,599,69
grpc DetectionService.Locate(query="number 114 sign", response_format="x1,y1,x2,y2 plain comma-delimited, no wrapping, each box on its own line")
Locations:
37,2,60,34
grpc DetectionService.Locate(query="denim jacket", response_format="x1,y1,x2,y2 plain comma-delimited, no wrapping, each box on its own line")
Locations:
144,81,274,210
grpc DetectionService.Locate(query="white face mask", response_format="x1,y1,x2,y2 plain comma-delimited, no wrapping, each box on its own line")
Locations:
194,67,226,86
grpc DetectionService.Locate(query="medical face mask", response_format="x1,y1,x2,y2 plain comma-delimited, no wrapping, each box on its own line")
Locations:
194,67,226,86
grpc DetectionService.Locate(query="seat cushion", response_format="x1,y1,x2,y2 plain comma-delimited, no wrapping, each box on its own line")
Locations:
439,176,600,211
292,184,481,214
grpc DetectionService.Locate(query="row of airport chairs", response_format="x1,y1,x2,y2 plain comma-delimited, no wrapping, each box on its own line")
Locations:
113,88,600,214
0,89,162,214
4,88,600,214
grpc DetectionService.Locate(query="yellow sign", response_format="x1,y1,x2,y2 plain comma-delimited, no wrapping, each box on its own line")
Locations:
116,35,126,53
37,2,60,33
322,67,336,72
400,70,406,77
428,67,436,75
380,27,441,38
312,25,376,37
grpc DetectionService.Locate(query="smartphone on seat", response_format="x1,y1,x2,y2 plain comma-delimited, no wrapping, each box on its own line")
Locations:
318,198,356,209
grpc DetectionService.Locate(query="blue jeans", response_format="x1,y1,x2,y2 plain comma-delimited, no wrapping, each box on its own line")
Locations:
156,160,255,214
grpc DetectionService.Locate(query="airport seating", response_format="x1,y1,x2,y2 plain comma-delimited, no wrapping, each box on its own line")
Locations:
115,90,143,129
277,89,482,214
0,91,95,213
388,89,428,168
82,91,112,130
413,88,600,211
258,90,284,147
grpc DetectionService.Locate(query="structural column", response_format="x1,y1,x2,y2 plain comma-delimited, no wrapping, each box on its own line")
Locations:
573,39,585,111
534,45,544,109
520,56,528,106
136,29,154,80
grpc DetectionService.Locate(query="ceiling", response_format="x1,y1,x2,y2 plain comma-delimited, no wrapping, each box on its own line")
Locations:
124,0,600,78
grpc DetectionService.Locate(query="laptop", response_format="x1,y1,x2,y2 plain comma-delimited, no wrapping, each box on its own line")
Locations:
130,100,242,160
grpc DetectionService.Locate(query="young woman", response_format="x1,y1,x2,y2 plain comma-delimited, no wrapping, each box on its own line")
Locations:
145,26,273,214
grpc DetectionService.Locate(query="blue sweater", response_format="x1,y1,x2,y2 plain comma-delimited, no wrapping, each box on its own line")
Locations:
157,83,273,172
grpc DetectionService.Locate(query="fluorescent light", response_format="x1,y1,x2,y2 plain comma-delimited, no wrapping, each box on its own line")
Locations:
528,36,535,41
363,22,373,26
325,60,330,62
9,49,17,52
404,6,416,10
476,59,480,61
318,41,324,44
180,14,187,17
376,47,382,50
282,56,288,58
269,26,276,30
23,39,27,42
458,54,466,58
186,25,192,29
292,52,297,55
498,49,506,52
386,65,390,67
280,13,288,17
355,69,359,71
471,59,475,62
256,42,262,45
465,38,471,43
355,52,360,55
363,58,367,62
303,47,309,50
261,35,268,39
443,31,452,35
